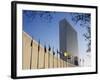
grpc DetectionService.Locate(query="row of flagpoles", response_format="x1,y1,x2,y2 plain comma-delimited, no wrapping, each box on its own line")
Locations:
29,38,80,69
30,38,62,69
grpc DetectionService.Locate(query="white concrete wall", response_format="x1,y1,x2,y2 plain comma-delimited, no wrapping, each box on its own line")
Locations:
22,31,75,69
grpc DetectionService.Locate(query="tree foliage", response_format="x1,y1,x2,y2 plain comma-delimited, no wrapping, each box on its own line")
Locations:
24,10,55,22
71,13,91,52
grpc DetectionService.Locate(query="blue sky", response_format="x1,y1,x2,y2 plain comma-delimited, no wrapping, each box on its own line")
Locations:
23,10,90,57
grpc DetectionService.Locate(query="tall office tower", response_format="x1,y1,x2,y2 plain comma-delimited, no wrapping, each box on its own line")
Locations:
59,19,79,65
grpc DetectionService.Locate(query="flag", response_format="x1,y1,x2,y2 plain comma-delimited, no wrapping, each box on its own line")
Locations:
56,50,62,55
57,49,59,54
44,45,47,53
48,45,51,68
52,47,55,55
37,40,40,69
53,50,55,55
56,49,59,67
38,40,40,52
58,51,62,58
31,39,33,47
48,45,51,52
56,49,59,58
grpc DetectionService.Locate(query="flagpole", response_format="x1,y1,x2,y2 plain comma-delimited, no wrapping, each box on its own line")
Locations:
53,47,54,68
30,45,32,69
60,53,62,67
44,45,46,69
63,53,64,67
48,52,49,68
60,58,62,67
57,49,58,68
43,47,45,69
30,38,33,69
58,51,62,68
37,40,40,69
53,52,54,68
48,45,51,68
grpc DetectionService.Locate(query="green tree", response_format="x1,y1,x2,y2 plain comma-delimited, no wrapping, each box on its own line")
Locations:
71,13,91,52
